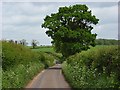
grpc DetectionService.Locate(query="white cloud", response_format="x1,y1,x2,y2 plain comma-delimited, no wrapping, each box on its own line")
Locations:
3,24,52,45
90,5,118,25
92,23,118,39
90,4,118,39
2,0,119,2
3,15,43,26
0,2,2,39
2,2,55,45
3,2,58,16
2,2,118,45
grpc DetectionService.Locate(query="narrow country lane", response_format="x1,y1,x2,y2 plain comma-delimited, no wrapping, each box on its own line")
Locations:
26,64,71,89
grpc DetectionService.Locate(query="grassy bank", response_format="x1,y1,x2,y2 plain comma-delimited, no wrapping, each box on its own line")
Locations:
62,45,120,88
2,41,54,88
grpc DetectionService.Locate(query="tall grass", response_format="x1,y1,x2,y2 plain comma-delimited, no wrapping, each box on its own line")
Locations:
62,45,120,88
2,41,54,88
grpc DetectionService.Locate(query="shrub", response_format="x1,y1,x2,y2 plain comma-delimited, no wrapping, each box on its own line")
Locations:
2,41,54,88
38,52,55,69
62,45,120,88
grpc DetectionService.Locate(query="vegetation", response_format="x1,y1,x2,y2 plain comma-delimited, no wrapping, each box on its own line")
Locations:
62,45,120,88
30,46,62,63
19,39,28,46
2,3,119,89
30,46,54,52
31,40,39,49
95,39,119,45
42,4,99,58
2,41,54,88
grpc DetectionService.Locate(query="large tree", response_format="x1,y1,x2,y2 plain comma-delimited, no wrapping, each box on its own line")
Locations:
42,4,99,58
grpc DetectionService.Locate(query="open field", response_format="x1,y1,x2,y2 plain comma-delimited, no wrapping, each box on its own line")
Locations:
29,46,63,61
28,46,55,53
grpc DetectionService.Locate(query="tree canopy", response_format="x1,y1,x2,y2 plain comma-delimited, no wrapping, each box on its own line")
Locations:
42,4,99,58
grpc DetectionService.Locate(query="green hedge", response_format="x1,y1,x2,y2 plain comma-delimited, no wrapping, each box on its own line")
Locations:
62,45,120,88
38,52,55,69
2,41,54,88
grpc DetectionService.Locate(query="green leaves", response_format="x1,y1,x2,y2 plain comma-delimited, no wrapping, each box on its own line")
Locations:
62,46,120,88
2,41,55,88
42,4,99,58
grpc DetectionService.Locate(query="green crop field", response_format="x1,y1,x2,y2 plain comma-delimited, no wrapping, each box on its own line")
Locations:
28,46,55,53
29,46,63,62
32,47,54,52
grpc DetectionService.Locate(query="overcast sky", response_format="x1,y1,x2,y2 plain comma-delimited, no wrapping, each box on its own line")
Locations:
2,2,118,45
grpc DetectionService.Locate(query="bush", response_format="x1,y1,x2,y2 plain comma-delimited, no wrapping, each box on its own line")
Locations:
2,41,54,88
62,45,120,88
38,52,55,69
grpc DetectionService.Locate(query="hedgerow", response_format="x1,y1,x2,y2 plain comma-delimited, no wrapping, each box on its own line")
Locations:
2,41,54,88
62,45,120,88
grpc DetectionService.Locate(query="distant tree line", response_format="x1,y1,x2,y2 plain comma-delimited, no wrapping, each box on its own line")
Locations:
1,39,39,49
2,39,28,45
95,39,119,45
1,39,119,49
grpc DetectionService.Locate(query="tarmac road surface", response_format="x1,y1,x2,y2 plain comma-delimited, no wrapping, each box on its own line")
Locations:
26,64,71,89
